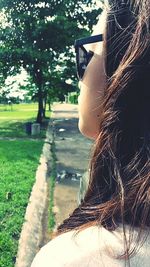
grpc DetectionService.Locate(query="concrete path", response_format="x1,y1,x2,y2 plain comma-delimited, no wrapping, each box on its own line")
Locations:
52,103,93,228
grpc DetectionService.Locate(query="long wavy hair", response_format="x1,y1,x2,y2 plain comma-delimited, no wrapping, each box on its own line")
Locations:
56,0,150,259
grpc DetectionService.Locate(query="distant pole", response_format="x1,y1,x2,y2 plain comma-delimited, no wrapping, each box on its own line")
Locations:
8,100,13,111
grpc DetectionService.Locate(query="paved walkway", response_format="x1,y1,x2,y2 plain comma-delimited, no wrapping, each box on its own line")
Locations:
52,103,93,228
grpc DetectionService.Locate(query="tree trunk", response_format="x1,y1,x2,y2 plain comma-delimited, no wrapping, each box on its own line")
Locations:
33,63,44,123
36,86,44,123
43,93,47,118
48,101,51,111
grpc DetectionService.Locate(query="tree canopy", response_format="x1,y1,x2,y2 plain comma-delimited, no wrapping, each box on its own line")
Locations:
0,0,102,122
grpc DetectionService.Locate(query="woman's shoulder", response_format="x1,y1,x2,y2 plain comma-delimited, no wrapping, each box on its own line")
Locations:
31,225,150,267
31,229,76,267
31,226,106,267
30,225,123,267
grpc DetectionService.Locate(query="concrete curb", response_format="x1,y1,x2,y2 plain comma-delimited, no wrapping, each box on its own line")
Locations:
15,122,53,267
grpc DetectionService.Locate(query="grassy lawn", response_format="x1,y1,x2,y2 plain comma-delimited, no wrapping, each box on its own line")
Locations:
0,103,50,266
0,140,44,267
0,103,51,138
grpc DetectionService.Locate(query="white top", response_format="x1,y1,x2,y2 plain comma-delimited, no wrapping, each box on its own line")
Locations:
31,225,150,267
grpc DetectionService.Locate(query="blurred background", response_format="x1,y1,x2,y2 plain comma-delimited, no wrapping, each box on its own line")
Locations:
0,0,103,124
0,1,103,267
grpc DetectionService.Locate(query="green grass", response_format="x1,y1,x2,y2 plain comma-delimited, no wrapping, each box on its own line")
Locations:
0,103,51,138
0,103,52,265
0,103,39,119
0,140,44,267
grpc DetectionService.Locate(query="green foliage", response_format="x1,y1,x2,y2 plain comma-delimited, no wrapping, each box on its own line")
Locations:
68,92,79,104
0,0,101,122
0,140,44,267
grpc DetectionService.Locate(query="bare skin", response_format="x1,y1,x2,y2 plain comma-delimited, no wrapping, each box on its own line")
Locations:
78,11,107,139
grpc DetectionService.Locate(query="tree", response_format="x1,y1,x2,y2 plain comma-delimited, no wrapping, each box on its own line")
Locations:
0,0,101,122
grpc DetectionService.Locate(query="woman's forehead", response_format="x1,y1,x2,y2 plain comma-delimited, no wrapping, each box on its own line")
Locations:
92,10,107,35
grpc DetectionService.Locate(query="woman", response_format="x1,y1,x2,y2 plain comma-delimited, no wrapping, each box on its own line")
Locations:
31,0,150,266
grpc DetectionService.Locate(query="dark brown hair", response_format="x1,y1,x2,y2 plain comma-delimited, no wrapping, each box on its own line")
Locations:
56,0,150,259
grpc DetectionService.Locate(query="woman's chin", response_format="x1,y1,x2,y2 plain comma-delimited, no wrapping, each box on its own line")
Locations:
78,119,97,140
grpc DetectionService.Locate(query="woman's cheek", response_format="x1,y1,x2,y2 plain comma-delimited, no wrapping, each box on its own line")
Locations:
77,91,86,132
78,94,81,105
77,84,97,139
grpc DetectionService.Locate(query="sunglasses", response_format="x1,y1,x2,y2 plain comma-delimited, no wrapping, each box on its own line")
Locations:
74,34,103,80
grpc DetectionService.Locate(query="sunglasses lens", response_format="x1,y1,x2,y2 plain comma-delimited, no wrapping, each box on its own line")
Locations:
76,47,94,80
76,47,87,79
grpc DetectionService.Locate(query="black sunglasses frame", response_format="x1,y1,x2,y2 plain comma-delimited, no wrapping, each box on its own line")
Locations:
74,34,103,80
